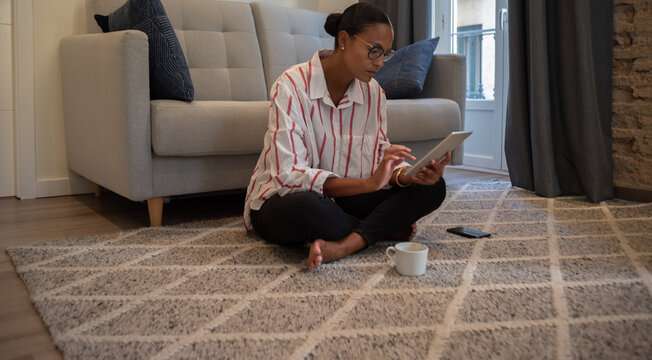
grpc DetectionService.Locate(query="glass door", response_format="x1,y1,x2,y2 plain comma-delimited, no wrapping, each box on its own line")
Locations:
434,0,509,173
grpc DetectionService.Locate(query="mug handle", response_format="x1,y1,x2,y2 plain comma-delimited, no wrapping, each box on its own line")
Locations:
386,246,397,266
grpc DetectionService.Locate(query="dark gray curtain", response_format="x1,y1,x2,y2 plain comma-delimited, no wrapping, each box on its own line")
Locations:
505,0,614,202
361,0,432,49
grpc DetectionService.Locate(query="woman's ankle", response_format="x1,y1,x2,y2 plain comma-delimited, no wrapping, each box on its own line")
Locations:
336,232,367,257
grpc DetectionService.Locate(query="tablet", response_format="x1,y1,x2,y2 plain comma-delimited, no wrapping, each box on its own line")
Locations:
404,131,472,176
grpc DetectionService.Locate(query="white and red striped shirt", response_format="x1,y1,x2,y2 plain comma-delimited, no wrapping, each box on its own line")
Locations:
243,50,405,230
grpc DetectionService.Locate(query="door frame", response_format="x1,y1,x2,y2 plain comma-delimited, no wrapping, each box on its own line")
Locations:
434,0,509,175
14,0,37,199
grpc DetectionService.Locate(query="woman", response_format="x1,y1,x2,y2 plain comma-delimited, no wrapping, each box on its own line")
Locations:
244,3,449,270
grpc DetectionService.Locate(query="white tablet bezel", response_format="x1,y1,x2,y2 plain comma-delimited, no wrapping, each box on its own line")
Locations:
403,131,472,176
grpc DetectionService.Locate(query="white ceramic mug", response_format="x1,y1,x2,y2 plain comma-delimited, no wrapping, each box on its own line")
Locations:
385,242,429,276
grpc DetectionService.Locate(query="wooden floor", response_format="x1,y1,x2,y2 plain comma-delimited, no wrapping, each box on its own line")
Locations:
0,168,507,360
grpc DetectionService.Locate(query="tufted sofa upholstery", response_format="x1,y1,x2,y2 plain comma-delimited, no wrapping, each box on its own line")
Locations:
61,0,466,225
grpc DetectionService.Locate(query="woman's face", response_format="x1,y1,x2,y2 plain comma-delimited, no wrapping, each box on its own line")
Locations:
341,23,394,83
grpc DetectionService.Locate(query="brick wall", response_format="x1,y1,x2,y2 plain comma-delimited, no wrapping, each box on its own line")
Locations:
613,0,652,192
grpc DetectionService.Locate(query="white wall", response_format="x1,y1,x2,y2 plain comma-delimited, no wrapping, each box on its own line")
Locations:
227,0,355,12
34,0,87,198
318,0,356,13
20,0,355,198
0,0,14,197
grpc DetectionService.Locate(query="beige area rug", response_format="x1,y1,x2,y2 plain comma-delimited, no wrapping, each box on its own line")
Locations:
7,180,652,359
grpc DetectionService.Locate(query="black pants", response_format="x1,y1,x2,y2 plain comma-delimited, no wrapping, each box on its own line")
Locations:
250,177,446,247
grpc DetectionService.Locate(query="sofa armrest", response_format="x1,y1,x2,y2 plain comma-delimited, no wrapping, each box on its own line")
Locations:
420,54,467,164
60,30,153,201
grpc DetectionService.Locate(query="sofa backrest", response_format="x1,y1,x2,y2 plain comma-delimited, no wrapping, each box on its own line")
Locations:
250,2,333,93
86,0,268,101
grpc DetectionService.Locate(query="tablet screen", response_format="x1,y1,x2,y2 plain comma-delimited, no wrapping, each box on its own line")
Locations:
404,131,472,176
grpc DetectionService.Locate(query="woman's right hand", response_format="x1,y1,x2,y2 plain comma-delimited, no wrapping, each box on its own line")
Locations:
367,145,415,191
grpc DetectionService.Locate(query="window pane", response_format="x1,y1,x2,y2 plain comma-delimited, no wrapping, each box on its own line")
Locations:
454,0,496,100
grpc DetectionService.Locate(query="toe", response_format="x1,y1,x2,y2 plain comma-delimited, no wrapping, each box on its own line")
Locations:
316,255,322,267
308,240,326,271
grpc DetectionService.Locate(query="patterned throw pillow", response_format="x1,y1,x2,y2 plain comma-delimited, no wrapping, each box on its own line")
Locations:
374,37,440,99
94,0,194,102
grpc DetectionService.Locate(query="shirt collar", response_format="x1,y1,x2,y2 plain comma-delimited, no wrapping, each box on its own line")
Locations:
309,50,365,108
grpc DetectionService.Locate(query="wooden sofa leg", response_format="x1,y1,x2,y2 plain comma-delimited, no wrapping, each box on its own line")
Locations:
94,183,102,198
147,197,164,227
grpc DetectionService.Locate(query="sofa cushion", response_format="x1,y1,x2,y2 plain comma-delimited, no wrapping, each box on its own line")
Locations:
88,0,268,102
94,0,194,101
375,37,440,99
151,100,270,156
386,98,461,143
151,98,459,157
250,1,333,92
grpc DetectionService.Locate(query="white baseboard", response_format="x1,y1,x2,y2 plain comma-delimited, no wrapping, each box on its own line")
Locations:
36,176,94,198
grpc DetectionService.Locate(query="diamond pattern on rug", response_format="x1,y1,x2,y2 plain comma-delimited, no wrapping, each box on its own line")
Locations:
627,234,652,252
564,282,652,318
501,198,548,209
9,247,78,267
559,257,640,282
86,299,237,336
490,222,549,238
479,239,549,259
109,229,206,246
221,246,307,266
212,294,349,333
135,246,242,266
441,325,557,360
558,236,623,256
34,299,127,333
6,181,652,359
496,209,549,222
375,263,466,289
458,287,555,323
58,340,173,360
569,319,652,360
171,338,306,360
338,291,454,329
555,221,615,236
311,331,436,359
41,247,158,268
427,241,475,260
165,267,288,295
56,269,190,296
19,269,101,295
270,265,381,293
472,259,551,285
642,256,652,273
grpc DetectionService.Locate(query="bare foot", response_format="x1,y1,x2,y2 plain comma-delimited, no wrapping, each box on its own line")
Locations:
307,233,367,271
307,239,342,271
391,223,417,242
307,240,324,271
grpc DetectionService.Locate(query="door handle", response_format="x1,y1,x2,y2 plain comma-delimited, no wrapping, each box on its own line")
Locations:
500,8,508,31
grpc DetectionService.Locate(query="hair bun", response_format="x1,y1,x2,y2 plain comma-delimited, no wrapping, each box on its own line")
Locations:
324,13,342,37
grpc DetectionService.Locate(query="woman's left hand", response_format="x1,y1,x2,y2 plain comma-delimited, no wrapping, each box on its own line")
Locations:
401,151,451,186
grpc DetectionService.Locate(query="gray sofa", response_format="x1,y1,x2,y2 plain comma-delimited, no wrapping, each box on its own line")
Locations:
60,0,466,226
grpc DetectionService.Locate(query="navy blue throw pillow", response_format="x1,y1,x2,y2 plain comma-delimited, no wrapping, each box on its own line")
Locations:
95,0,194,102
375,37,440,99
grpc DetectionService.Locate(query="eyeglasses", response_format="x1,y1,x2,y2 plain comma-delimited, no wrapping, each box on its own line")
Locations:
352,34,396,62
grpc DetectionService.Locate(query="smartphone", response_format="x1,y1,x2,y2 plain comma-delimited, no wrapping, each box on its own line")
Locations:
446,226,491,239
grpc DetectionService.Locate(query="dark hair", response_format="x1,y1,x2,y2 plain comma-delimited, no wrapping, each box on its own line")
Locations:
324,3,392,47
